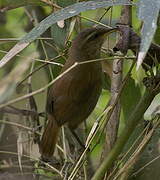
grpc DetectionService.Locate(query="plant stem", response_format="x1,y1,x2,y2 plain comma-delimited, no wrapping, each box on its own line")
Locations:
91,90,156,180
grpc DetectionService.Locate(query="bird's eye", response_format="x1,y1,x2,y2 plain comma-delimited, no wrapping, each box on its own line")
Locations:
92,33,99,39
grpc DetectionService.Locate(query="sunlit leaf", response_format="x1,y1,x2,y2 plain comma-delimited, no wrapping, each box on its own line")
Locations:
137,0,160,70
17,131,23,172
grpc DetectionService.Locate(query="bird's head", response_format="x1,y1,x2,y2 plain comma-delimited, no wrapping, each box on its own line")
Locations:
69,26,117,61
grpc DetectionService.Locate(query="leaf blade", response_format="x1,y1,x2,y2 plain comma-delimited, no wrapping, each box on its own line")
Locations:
137,0,160,70
0,0,133,68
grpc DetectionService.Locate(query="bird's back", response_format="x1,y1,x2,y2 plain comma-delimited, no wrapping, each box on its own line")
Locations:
46,60,102,129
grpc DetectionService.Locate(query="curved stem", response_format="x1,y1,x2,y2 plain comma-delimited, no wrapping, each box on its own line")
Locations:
92,90,156,180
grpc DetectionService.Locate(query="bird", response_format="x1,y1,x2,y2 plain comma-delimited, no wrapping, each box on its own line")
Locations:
39,26,116,160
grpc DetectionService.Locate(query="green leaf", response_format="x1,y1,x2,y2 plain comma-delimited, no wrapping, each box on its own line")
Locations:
121,77,143,157
121,77,141,123
21,0,132,43
137,0,160,69
56,0,76,7
154,23,160,44
0,0,45,11
0,0,133,68
51,0,76,49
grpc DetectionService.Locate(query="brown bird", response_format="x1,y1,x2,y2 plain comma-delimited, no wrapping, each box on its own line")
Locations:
39,26,116,160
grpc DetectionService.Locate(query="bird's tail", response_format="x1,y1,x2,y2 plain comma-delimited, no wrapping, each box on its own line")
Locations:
39,115,60,160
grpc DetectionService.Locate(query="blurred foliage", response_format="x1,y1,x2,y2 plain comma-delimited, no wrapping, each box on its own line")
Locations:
0,0,45,10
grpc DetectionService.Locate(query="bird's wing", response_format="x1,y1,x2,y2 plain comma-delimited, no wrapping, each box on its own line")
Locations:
46,66,96,126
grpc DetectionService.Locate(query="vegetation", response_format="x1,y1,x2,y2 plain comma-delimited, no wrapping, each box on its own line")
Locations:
0,0,160,179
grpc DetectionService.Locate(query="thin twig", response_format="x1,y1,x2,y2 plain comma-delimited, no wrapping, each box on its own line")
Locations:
0,56,136,109
68,62,134,179
114,119,160,180
0,150,62,176
0,106,45,117
91,81,160,180
0,120,39,133
107,120,152,179
0,37,53,42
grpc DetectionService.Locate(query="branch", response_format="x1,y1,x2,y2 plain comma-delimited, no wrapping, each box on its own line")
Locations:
0,106,45,117
92,85,160,180
101,2,132,172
